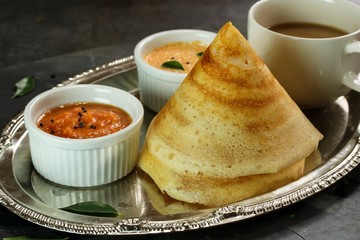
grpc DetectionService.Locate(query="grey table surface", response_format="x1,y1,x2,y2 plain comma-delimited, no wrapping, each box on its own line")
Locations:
1,0,360,239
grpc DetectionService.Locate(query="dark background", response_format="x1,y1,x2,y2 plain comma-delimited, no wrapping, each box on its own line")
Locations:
1,0,360,239
0,0,253,68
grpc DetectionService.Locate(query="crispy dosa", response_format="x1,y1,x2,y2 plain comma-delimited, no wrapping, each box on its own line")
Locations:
138,22,323,206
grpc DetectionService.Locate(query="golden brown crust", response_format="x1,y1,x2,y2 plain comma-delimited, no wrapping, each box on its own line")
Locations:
138,22,323,206
138,168,205,214
139,145,305,206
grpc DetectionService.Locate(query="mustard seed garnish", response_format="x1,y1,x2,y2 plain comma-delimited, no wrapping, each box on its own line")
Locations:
39,123,44,127
78,112,83,117
50,119,54,123
50,130,55,134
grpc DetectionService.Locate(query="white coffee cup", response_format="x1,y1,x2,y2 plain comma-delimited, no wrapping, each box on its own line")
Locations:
248,0,360,109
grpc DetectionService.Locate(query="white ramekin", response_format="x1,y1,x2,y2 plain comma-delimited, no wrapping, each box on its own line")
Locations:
134,29,216,112
24,84,144,187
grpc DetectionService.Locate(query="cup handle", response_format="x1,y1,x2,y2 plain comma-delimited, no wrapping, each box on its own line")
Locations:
342,41,360,92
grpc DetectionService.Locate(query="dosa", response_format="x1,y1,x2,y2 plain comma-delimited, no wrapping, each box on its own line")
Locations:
138,22,323,206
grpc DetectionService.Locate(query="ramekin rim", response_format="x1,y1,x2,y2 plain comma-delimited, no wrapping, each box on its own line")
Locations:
24,84,144,149
134,29,216,83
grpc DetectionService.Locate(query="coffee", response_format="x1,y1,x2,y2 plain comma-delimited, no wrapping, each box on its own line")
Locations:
269,22,348,38
248,0,360,108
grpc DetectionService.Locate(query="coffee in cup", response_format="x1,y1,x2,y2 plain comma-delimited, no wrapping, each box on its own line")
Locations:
269,22,348,39
248,0,360,109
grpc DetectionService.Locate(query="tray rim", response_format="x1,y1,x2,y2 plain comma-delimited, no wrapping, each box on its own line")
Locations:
0,56,360,235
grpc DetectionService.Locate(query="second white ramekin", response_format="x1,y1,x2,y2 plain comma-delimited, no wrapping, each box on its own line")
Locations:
134,29,216,112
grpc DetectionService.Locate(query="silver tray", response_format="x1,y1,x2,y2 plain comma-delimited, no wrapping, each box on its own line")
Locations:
0,56,359,235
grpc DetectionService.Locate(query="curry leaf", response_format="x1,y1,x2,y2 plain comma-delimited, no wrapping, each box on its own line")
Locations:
12,76,35,99
197,52,204,57
60,201,118,217
161,60,185,71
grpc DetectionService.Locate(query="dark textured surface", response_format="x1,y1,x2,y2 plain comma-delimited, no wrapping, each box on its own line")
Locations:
0,0,252,68
0,0,360,239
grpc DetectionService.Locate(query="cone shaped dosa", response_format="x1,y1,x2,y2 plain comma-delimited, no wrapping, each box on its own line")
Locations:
138,22,323,206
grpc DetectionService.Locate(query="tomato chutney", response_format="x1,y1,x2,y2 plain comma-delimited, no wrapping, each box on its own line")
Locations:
37,102,132,139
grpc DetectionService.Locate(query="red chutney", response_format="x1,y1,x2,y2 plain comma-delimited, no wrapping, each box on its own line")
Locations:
37,102,132,139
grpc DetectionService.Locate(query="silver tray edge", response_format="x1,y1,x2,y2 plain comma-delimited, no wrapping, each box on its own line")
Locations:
0,56,359,235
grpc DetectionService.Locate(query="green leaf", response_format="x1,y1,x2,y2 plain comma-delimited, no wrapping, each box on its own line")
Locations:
161,60,185,71
3,237,69,240
60,201,118,217
12,76,35,99
197,52,204,57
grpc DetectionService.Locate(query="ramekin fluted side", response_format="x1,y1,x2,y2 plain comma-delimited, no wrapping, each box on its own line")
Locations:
29,130,140,187
137,69,181,112
24,85,144,187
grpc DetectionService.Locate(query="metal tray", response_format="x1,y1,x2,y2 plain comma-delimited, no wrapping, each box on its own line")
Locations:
0,56,359,235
